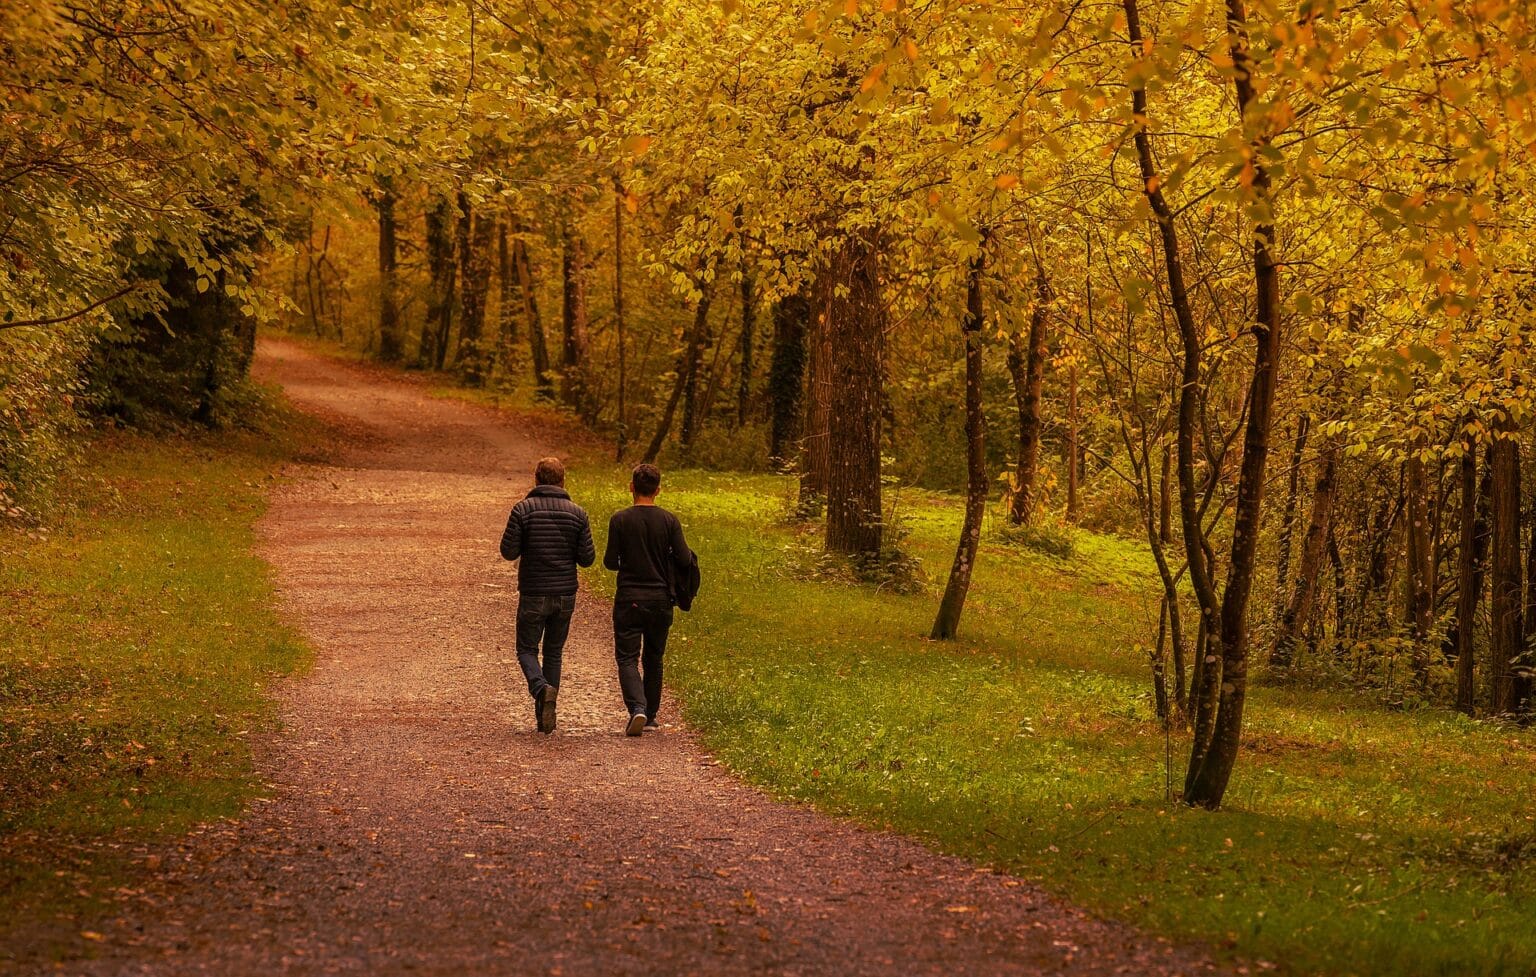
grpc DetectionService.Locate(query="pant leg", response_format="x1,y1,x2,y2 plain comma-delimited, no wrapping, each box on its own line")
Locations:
540,595,576,690
613,602,647,717
515,596,551,697
640,602,674,721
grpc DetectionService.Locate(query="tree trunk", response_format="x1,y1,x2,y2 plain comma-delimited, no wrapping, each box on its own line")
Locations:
1152,598,1172,723
1404,440,1435,683
932,252,987,639
511,220,553,398
679,281,713,453
1181,0,1285,809
456,194,495,386
824,232,886,558
1066,362,1080,523
376,178,403,364
1125,0,1226,800
644,286,712,465
1490,424,1524,716
1271,442,1339,669
560,220,593,419
496,218,520,382
799,273,833,515
1158,443,1173,544
614,183,628,459
768,292,809,466
422,197,457,370
1273,415,1310,621
1007,275,1050,524
738,272,756,427
1451,444,1489,715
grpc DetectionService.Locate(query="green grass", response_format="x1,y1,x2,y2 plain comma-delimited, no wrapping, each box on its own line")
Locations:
567,466,1536,977
0,405,311,952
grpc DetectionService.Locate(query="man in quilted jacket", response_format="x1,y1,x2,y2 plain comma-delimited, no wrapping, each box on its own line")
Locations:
499,457,595,733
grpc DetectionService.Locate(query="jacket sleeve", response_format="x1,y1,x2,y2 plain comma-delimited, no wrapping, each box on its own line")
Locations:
575,511,596,568
602,513,621,571
499,506,522,561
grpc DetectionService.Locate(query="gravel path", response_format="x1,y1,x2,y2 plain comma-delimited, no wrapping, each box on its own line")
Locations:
27,339,1229,976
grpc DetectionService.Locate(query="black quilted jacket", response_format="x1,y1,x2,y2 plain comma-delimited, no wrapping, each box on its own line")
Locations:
498,485,596,597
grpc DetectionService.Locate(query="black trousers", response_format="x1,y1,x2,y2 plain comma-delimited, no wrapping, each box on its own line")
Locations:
516,594,575,697
613,600,673,719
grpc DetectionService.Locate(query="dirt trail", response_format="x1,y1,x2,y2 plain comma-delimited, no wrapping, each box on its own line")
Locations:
41,339,1225,976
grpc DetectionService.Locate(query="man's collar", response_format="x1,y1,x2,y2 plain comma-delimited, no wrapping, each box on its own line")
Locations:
528,484,570,499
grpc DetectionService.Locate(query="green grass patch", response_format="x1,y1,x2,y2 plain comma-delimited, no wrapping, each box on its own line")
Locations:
0,401,312,952
567,466,1536,977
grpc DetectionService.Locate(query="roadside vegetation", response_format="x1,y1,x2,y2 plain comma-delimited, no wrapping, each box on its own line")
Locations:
573,466,1536,977
0,403,311,950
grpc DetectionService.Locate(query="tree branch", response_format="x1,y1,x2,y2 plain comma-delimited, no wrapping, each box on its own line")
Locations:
0,284,144,333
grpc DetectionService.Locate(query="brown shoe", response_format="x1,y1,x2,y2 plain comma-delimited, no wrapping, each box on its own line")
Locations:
537,686,558,734
625,712,646,737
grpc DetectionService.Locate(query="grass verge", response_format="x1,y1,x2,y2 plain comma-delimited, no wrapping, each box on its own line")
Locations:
566,466,1536,977
0,397,312,956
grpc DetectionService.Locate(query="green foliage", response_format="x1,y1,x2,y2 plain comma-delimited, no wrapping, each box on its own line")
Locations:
88,238,261,427
0,327,88,518
0,412,311,948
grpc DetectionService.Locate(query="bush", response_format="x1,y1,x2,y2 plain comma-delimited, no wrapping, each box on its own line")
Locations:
0,326,90,520
995,513,1078,560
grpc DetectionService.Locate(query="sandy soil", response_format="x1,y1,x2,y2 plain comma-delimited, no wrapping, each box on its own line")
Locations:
18,338,1230,976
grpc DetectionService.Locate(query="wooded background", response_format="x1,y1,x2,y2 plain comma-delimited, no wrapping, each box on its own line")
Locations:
4,0,1535,809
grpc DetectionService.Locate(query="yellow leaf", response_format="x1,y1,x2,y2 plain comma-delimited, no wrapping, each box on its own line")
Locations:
995,173,1019,189
622,135,653,156
624,192,640,214
845,0,859,16
903,39,919,61
859,63,887,92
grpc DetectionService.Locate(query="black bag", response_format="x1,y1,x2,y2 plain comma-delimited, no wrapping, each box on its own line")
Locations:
675,550,702,612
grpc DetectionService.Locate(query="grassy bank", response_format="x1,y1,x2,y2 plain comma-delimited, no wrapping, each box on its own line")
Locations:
567,466,1536,977
0,403,312,953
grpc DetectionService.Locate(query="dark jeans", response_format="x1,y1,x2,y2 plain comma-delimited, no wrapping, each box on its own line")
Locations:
613,600,673,719
516,594,575,698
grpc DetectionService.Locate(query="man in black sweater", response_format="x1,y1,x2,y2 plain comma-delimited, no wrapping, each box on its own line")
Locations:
499,457,595,733
603,463,693,736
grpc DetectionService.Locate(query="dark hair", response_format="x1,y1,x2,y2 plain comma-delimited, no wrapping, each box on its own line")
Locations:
535,457,566,486
631,463,661,498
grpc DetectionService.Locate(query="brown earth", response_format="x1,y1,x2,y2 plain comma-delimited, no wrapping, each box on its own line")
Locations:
18,338,1231,976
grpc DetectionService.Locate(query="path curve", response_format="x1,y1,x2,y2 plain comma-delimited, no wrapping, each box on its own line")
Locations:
49,338,1226,976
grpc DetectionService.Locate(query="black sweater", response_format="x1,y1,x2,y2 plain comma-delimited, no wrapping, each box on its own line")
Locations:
499,485,596,597
603,504,692,603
